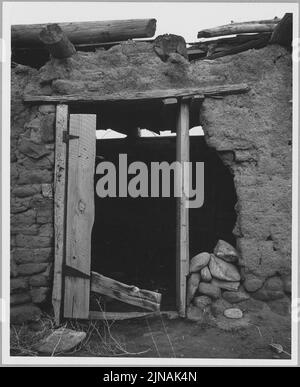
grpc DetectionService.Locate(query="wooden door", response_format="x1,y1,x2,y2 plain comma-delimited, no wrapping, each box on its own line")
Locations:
63,114,96,319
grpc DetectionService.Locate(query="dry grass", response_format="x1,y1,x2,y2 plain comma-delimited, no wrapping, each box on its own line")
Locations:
10,301,151,357
10,314,56,356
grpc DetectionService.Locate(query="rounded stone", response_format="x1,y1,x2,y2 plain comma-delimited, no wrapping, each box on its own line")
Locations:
224,308,243,319
198,282,221,299
200,266,212,282
189,252,211,273
264,276,283,292
211,299,232,317
223,290,250,303
243,274,264,293
187,273,201,305
209,254,241,282
213,239,239,263
186,304,205,322
193,295,212,309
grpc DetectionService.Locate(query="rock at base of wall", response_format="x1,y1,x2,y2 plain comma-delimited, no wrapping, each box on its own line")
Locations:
209,254,241,282
224,308,243,319
211,299,232,317
189,252,210,273
252,288,285,302
198,282,221,300
211,278,240,291
193,295,212,309
200,266,212,282
264,276,284,292
243,274,264,293
187,273,201,305
223,290,250,304
11,304,42,324
186,305,205,322
34,328,86,355
213,239,239,263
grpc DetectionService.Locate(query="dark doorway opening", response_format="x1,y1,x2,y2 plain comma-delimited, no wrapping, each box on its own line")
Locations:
189,138,237,256
91,135,237,312
91,136,177,311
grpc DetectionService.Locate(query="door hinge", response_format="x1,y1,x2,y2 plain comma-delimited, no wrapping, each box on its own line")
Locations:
63,131,80,143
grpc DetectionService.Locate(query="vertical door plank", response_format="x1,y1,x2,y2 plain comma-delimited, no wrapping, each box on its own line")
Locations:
176,100,190,317
53,104,68,325
64,114,96,319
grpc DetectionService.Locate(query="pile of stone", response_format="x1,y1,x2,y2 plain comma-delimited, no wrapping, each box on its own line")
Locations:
187,239,249,321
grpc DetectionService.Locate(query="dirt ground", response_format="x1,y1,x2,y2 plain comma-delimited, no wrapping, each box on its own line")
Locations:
10,298,291,359
75,300,291,360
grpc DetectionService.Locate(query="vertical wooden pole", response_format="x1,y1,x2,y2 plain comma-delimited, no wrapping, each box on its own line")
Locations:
176,98,190,317
53,104,68,325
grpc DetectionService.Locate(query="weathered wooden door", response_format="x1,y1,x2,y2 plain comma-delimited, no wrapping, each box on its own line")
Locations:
63,114,96,319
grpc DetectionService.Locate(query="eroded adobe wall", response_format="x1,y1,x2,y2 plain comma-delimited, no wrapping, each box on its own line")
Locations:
10,41,292,323
191,45,292,299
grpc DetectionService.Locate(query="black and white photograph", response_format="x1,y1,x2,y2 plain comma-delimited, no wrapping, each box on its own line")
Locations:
0,0,299,368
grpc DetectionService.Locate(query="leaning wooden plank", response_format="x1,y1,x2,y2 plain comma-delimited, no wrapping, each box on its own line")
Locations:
89,310,179,320
39,24,76,59
63,114,96,319
197,19,279,38
91,272,161,312
12,19,157,48
24,83,250,104
52,104,68,325
89,311,157,320
270,13,292,46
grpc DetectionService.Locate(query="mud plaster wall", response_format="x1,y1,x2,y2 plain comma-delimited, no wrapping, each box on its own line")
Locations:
10,42,292,323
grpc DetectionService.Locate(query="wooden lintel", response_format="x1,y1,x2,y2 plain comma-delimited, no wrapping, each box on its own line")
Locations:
24,83,249,104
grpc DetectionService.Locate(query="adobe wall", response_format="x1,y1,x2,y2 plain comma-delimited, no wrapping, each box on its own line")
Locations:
10,42,292,323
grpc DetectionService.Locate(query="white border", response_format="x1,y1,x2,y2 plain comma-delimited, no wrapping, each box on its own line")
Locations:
1,2,299,366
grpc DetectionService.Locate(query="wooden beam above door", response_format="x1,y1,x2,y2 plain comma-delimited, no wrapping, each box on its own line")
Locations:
23,83,249,104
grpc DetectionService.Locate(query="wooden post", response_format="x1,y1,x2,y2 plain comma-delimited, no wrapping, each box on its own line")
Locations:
53,104,68,325
176,98,190,317
39,24,76,59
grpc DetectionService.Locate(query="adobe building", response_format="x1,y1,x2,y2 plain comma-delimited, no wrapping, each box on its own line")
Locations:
10,15,292,324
